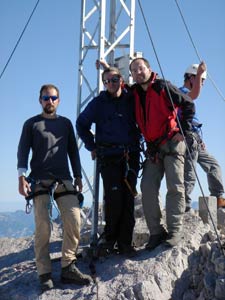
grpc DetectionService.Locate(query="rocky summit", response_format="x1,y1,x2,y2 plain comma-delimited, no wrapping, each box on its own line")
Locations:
0,199,225,300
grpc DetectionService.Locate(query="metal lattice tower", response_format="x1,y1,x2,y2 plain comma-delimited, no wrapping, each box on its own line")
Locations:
76,0,136,243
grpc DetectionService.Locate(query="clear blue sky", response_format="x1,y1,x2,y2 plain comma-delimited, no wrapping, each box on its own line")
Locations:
0,0,225,212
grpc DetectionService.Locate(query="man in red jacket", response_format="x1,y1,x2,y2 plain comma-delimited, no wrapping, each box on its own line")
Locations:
130,57,195,249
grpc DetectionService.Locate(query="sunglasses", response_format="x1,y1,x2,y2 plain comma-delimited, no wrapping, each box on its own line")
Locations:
41,95,58,101
103,76,120,85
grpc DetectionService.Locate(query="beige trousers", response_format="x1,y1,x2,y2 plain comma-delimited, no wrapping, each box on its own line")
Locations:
33,180,80,276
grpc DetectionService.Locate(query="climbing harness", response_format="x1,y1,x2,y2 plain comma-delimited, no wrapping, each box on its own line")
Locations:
143,128,178,163
25,177,36,214
25,178,60,228
123,150,138,197
54,190,84,208
97,143,139,197
24,177,84,228
145,140,161,163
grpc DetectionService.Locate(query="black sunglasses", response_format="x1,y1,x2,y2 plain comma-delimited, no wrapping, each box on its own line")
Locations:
41,95,58,101
103,76,120,85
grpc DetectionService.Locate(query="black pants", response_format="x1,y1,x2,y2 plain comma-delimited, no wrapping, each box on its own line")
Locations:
99,151,139,248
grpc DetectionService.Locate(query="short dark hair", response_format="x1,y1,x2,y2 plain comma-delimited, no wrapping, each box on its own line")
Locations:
101,67,122,82
129,57,151,71
184,73,195,82
39,84,59,99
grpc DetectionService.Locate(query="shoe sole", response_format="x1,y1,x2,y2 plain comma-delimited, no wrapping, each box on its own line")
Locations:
61,277,91,285
164,236,182,247
119,251,137,258
41,283,54,292
145,243,162,251
41,286,54,293
163,241,174,248
145,234,168,251
40,280,54,292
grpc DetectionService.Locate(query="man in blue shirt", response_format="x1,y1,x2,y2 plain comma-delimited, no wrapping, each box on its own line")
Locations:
180,62,225,211
76,67,140,257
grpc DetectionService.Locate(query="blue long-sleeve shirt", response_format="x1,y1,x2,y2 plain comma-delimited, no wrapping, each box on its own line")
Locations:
179,86,202,133
76,90,140,156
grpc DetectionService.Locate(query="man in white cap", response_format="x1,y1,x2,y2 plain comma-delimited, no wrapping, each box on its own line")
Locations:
180,62,225,211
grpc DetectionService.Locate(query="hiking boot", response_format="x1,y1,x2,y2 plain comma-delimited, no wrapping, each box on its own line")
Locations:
61,261,92,285
118,244,137,258
164,231,182,247
217,197,225,208
96,240,115,257
39,273,54,292
145,231,168,251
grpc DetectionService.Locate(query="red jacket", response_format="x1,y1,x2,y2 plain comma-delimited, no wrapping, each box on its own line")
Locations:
132,74,195,144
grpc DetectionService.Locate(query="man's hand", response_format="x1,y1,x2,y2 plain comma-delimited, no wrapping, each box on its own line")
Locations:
18,176,31,197
91,149,97,160
201,142,206,150
95,59,110,70
74,177,83,192
197,61,207,77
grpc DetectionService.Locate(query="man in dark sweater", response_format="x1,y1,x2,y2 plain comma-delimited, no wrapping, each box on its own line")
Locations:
17,84,92,291
76,67,140,257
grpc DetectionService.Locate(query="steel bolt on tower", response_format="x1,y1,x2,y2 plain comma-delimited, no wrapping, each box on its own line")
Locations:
76,0,136,246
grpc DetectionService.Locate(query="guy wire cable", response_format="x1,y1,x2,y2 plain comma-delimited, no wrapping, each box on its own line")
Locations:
137,0,225,256
0,0,41,81
174,0,225,103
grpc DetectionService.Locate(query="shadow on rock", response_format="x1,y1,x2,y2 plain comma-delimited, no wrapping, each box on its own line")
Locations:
0,240,62,269
172,232,225,300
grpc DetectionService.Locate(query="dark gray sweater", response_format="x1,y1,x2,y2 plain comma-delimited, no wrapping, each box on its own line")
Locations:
17,114,82,180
